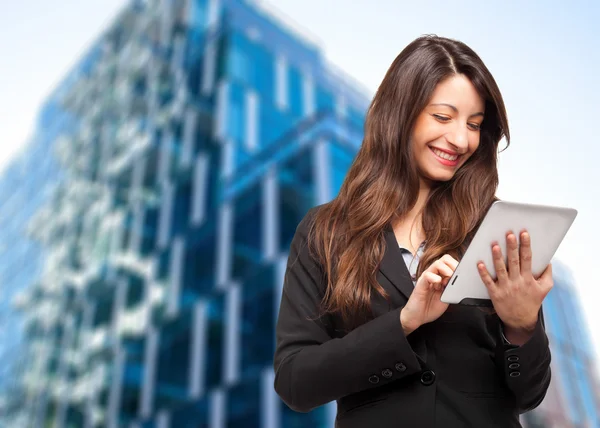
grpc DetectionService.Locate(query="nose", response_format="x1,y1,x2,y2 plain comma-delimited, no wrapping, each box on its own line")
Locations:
445,123,469,152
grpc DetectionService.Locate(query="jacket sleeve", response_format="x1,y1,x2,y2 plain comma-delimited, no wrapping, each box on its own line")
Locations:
495,307,551,413
273,208,423,413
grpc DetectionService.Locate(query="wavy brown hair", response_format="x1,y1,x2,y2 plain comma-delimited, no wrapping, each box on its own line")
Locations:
307,35,509,330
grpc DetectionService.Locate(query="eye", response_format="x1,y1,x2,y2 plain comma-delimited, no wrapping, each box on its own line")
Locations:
432,114,450,122
468,123,482,131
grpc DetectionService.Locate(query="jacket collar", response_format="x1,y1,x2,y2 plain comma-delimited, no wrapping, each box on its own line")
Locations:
379,223,416,300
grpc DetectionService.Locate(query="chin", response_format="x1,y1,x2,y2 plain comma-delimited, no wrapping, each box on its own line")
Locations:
424,171,456,183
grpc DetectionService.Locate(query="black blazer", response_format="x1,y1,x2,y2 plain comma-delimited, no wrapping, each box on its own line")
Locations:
273,206,551,428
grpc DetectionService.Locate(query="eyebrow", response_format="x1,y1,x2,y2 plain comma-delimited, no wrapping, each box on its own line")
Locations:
429,103,484,118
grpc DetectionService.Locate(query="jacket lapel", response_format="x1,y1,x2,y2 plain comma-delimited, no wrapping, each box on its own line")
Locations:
378,223,416,300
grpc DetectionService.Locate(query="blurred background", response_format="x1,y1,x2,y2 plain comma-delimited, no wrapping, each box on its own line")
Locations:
0,0,599,427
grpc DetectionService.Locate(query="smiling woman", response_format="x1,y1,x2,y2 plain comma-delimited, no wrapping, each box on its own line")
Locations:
412,74,485,183
274,34,552,428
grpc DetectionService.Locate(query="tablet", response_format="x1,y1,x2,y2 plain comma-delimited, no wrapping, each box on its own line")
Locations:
440,200,578,306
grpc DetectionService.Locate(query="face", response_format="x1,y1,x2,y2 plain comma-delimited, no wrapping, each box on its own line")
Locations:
410,74,485,187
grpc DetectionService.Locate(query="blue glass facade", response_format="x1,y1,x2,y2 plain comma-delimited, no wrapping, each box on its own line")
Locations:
522,261,600,428
0,1,597,427
0,135,58,423
0,44,96,423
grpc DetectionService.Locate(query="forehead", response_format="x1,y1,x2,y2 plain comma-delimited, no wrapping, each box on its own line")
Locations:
429,74,485,112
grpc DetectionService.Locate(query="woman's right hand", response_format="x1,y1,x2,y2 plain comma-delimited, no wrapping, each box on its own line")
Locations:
400,254,459,335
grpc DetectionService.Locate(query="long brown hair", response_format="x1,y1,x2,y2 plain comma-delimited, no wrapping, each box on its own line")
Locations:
307,35,509,330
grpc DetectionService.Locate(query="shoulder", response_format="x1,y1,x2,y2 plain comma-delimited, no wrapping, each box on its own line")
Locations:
286,205,328,291
295,203,328,236
289,204,330,271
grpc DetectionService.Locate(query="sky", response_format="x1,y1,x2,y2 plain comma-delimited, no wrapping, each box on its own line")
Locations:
0,0,126,170
254,0,600,369
1,0,599,365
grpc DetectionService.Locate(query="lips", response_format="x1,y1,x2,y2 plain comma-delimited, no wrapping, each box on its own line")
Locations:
430,147,459,161
429,146,461,166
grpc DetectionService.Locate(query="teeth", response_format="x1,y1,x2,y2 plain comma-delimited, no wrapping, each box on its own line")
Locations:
432,148,458,161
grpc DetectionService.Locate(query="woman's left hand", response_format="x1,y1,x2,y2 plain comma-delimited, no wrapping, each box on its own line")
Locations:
477,230,554,332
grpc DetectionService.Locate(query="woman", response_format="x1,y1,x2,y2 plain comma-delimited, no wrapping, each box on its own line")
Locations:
273,35,552,427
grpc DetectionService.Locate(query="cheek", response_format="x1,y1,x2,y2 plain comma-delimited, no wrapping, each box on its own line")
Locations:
460,140,480,164
469,136,481,154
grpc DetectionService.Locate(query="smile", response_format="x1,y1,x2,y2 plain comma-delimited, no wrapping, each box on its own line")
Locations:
430,147,459,161
429,146,461,166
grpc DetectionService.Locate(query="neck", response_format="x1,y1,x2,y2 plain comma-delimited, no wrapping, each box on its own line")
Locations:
405,180,431,222
391,181,431,250
415,179,432,213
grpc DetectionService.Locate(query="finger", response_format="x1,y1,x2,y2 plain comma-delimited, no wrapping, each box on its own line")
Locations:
418,271,442,286
537,263,554,295
477,261,497,292
491,243,509,284
519,230,533,276
432,260,455,279
423,271,443,291
440,254,459,270
506,231,520,280
429,268,452,292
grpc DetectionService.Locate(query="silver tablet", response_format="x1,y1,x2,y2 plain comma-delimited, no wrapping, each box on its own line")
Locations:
440,200,578,306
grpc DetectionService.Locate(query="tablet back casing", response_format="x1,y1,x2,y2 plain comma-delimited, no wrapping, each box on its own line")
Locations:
440,200,577,306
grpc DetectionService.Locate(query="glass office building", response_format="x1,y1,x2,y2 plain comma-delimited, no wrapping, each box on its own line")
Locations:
1,0,364,426
522,261,600,428
0,55,85,424
0,130,62,425
0,0,597,427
